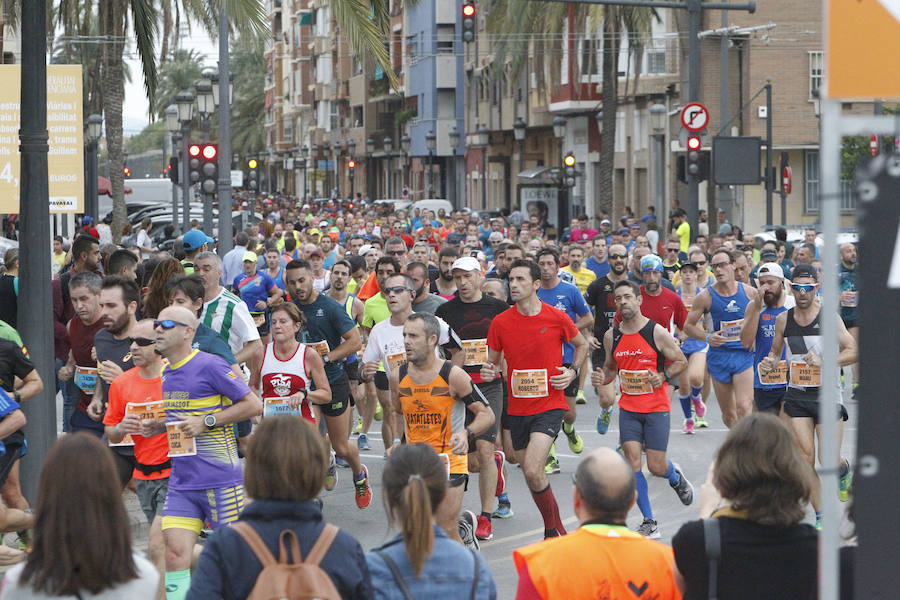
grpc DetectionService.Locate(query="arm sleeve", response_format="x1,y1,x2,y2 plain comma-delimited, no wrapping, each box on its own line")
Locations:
10,346,35,381
560,310,579,342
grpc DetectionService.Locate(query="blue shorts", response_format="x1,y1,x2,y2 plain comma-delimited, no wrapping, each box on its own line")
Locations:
619,409,670,452
161,484,245,533
754,387,786,414
681,338,709,357
707,348,753,383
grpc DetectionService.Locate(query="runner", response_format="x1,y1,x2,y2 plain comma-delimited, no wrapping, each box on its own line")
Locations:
591,280,694,538
838,242,859,397
683,249,759,428
481,259,585,539
674,262,709,433
430,247,459,300
387,312,494,551
759,263,856,528
233,251,283,345
406,261,448,314
560,245,596,294
435,256,511,541
145,305,262,600
535,248,591,470
583,237,609,279
284,259,372,508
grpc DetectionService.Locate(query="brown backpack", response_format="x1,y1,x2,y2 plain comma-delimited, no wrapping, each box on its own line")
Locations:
231,521,342,600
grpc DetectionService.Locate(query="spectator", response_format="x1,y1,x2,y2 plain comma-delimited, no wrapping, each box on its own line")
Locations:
188,415,372,599
672,413,818,599
514,447,679,598
0,248,18,327
0,434,159,598
142,257,186,319
366,443,496,599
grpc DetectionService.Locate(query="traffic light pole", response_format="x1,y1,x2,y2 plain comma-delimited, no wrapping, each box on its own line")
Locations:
181,122,192,232
216,3,233,256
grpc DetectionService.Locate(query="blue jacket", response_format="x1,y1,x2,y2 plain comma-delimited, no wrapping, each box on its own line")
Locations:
188,499,373,600
366,526,496,600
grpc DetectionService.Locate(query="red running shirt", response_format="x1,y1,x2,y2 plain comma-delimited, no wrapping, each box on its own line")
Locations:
614,285,687,335
611,320,670,413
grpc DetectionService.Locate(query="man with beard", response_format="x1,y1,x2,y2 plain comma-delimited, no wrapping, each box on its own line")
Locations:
739,263,794,416
87,276,140,487
430,246,459,300
838,242,859,395
614,255,687,347
584,244,629,434
406,261,447,314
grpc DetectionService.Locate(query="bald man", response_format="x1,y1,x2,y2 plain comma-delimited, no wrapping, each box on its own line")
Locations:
145,305,262,600
513,448,680,599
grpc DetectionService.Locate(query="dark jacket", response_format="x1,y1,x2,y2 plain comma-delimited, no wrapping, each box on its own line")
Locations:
187,499,373,600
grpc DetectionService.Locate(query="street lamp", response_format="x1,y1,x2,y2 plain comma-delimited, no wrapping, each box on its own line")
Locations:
476,124,490,209
366,137,375,201
84,113,102,220
209,69,234,107
165,105,180,226
384,136,393,198
194,79,215,141
425,130,436,198
513,117,526,176
649,103,667,213
175,91,195,231
400,134,411,193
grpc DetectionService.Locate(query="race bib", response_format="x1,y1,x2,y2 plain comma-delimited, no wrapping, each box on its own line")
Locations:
758,360,788,385
790,361,821,387
720,318,744,341
619,370,653,395
309,340,330,357
252,312,266,327
109,400,166,447
510,369,549,398
166,422,197,457
386,352,407,373
263,396,304,418
74,366,98,394
841,291,858,308
461,339,488,366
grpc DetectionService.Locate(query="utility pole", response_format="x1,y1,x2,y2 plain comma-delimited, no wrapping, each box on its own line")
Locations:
217,4,233,255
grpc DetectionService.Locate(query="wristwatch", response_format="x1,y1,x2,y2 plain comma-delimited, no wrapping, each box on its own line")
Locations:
203,414,217,429
322,353,332,364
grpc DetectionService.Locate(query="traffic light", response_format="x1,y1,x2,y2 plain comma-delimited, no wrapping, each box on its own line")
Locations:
347,159,356,180
123,166,131,178
462,3,476,43
685,135,709,182
168,157,179,185
200,143,218,194
188,143,202,186
563,152,576,187
247,158,258,191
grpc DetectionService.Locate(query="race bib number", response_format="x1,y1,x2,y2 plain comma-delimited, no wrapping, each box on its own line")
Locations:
263,396,304,418
720,319,744,341
790,361,821,387
110,400,166,447
841,291,858,308
166,422,197,457
309,340,330,358
386,352,407,373
758,360,788,385
510,369,549,398
252,312,266,327
619,370,653,395
74,366,98,394
461,339,488,366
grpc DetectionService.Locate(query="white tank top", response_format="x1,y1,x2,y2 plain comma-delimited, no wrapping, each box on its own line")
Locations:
260,342,314,422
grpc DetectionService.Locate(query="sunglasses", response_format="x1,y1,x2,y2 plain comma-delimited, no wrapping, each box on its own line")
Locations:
691,262,707,268
128,336,156,346
383,286,413,296
711,261,731,268
608,253,627,260
666,248,680,253
791,283,819,293
153,319,190,330
385,249,406,256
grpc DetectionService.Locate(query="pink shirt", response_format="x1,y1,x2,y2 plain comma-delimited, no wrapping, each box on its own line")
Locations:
570,228,598,244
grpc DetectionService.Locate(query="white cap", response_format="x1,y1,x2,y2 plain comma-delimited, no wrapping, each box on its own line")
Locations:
757,263,784,279
488,231,504,242
600,219,611,225
358,244,375,256
450,256,481,272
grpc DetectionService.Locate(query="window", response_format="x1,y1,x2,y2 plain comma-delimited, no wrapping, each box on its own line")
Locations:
561,21,569,86
329,102,339,131
646,50,666,74
437,26,454,54
580,35,600,76
809,51,823,98
615,112,626,152
352,106,363,128
407,34,418,62
633,110,648,151
283,119,293,143
804,150,855,213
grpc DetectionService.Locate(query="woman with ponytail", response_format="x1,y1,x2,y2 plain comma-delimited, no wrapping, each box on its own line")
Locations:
367,443,496,599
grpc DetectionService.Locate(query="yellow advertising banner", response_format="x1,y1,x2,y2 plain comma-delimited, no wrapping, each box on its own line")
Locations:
0,65,84,213
827,0,900,99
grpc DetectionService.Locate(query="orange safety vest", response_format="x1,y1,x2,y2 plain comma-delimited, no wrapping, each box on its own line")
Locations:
513,524,681,600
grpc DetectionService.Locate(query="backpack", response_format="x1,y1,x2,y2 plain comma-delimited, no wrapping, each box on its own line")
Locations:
231,521,341,600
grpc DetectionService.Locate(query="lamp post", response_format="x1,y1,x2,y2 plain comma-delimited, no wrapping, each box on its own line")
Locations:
476,124,490,209
347,139,356,201
400,134,411,194
175,91,194,232
194,77,215,232
425,130,436,198
448,125,460,208
84,113,102,220
553,115,567,229
310,144,318,198
365,138,375,201
300,144,308,200
649,103,667,214
513,117,526,176
383,136,393,198
165,105,180,226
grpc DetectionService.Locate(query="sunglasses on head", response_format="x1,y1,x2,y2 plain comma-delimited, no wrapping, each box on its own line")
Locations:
128,336,156,347
383,286,412,295
791,283,818,293
153,319,189,330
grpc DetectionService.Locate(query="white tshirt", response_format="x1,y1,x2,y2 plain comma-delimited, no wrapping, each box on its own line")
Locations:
362,316,456,379
201,287,261,356
1,553,158,599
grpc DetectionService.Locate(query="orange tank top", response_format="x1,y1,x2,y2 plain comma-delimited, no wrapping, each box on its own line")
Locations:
397,361,466,474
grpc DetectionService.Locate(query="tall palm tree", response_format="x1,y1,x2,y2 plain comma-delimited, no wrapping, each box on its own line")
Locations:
154,48,205,119
230,32,266,155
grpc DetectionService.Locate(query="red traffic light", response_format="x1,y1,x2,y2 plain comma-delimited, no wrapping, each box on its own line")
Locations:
462,3,475,17
686,136,701,151
188,144,201,157
202,144,218,160
347,160,356,169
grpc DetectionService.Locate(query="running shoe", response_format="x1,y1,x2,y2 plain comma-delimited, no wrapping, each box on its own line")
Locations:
475,514,493,540
683,419,695,435
637,518,660,539
458,510,480,551
494,450,506,497
839,459,852,502
312,497,324,510
492,502,514,519
562,422,584,454
694,414,709,428
671,463,694,505
814,518,822,531
335,455,350,468
16,529,31,553
354,465,372,509
576,390,586,405
692,398,707,418
596,408,611,435
357,433,371,452
545,444,561,474
353,416,363,434
324,453,338,491
615,445,624,457
374,402,383,421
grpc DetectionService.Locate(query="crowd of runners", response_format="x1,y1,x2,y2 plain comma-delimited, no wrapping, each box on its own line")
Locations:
0,198,860,599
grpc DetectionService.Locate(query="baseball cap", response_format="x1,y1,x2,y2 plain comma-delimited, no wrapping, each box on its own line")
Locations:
358,244,375,256
759,250,778,263
679,261,698,271
242,251,258,262
82,215,94,225
791,263,818,280
757,263,784,279
308,247,324,258
640,254,664,273
450,256,481,272
308,228,322,237
319,220,329,228
600,219,611,226
183,229,215,251
489,231,503,242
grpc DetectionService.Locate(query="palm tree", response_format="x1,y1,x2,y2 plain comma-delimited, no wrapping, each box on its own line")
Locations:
230,33,266,156
154,48,205,119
